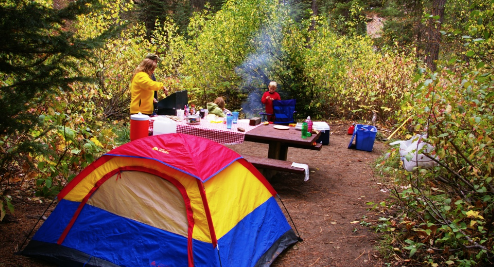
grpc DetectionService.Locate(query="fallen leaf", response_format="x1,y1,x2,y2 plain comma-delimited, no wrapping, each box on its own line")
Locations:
466,210,484,219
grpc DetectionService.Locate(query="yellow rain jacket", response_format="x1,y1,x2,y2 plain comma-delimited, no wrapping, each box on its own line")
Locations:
130,72,164,114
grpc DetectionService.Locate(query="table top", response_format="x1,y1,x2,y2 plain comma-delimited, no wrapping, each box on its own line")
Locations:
174,118,261,144
245,124,321,146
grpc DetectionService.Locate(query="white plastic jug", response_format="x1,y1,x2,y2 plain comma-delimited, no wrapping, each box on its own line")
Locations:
153,117,177,135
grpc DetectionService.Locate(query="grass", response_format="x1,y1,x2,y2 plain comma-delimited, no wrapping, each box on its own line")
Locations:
113,123,130,146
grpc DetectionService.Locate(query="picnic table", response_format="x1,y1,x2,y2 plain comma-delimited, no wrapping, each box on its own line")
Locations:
154,117,322,175
244,124,322,161
243,124,321,176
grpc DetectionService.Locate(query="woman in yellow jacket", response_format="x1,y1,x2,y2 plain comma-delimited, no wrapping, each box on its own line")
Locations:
130,58,168,115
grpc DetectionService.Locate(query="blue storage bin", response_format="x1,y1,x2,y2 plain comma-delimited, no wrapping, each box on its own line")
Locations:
348,124,377,152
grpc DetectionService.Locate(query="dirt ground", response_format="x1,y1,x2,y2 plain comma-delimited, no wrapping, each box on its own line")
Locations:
0,123,389,267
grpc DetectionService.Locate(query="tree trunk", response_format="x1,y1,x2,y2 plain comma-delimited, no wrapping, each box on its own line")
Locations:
425,0,447,71
310,0,317,31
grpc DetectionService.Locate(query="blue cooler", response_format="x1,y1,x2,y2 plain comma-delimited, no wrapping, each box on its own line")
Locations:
348,124,377,151
313,122,330,145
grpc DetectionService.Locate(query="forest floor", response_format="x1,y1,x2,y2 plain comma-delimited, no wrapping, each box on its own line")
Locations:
0,122,393,267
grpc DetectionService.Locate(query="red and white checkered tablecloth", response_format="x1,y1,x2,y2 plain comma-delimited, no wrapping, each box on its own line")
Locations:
175,119,261,144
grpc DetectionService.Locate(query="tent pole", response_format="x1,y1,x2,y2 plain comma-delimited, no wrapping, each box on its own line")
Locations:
216,245,223,267
16,196,57,252
277,194,303,242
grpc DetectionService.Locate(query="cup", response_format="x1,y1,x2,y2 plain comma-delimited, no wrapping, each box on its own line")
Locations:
176,109,184,121
199,109,206,119
226,115,233,129
232,111,239,124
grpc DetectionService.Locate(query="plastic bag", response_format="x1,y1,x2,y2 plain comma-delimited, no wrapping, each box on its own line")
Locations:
390,134,438,172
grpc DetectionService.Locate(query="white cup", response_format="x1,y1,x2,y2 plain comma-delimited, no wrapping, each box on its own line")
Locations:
177,109,184,121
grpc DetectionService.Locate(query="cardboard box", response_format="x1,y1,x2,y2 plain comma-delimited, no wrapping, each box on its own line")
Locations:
313,122,330,145
249,117,261,126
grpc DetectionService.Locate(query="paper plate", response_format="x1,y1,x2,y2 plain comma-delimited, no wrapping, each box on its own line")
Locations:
273,125,289,130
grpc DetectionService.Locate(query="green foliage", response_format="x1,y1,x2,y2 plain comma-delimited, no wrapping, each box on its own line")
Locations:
175,0,417,121
442,0,494,64
321,0,368,36
302,17,417,121
136,0,224,38
32,101,117,197
0,195,14,221
0,0,111,137
180,0,278,111
374,0,494,66
371,0,424,54
378,59,494,265
0,0,123,218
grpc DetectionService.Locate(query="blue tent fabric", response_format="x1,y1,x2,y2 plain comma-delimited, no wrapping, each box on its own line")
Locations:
24,199,219,267
24,197,293,267
217,197,294,266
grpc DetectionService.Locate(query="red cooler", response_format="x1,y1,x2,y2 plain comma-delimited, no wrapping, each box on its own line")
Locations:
130,113,150,141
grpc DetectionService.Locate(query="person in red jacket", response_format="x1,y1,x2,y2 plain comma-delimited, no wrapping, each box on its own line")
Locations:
261,81,281,122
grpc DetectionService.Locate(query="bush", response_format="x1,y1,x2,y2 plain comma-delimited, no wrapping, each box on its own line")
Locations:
0,0,122,218
378,61,494,266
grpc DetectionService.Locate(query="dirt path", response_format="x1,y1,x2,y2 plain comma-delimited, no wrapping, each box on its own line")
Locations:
0,123,388,267
225,124,387,266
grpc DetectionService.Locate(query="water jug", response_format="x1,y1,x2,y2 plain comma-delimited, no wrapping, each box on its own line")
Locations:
153,117,177,135
130,113,149,141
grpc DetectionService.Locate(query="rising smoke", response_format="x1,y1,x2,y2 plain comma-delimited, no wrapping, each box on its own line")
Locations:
235,2,289,117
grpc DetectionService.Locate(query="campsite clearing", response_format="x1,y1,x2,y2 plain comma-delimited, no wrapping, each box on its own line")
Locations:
0,123,388,266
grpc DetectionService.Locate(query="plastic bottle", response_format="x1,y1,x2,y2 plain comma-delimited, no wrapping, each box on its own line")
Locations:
306,116,313,133
347,123,355,135
184,105,189,117
301,122,308,139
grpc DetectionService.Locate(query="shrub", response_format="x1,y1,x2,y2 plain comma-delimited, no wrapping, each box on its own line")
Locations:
378,62,494,265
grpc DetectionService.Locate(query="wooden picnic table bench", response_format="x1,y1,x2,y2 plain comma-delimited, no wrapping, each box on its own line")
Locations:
241,124,321,175
242,155,306,174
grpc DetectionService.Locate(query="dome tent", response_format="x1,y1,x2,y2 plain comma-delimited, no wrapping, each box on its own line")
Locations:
19,133,298,266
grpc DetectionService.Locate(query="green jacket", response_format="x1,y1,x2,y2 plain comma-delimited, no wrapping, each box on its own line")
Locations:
207,102,226,117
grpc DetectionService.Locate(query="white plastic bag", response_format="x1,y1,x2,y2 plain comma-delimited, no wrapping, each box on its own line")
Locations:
390,134,438,172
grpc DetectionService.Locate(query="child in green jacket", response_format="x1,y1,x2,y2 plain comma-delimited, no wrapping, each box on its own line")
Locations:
207,97,230,117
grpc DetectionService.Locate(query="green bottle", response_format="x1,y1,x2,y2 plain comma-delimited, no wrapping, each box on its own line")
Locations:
301,122,308,138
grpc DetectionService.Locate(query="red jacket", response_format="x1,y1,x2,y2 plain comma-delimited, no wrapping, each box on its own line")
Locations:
261,91,281,114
